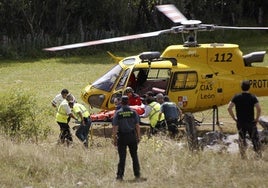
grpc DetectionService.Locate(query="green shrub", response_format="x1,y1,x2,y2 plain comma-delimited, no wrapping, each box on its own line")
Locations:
0,89,52,142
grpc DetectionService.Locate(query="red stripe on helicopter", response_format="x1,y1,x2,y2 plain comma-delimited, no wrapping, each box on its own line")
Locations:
157,4,187,23
43,29,170,51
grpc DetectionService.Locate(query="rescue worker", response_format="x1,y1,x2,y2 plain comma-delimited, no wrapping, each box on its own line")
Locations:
157,94,182,136
69,101,92,148
51,89,69,108
112,95,143,181
124,87,142,106
140,95,165,134
144,91,155,102
52,89,76,123
56,94,77,145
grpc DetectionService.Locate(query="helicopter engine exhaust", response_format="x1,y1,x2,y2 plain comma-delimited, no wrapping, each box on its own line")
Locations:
243,51,266,66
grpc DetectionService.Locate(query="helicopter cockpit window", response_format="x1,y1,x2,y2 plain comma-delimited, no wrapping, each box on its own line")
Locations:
115,68,131,90
92,64,122,92
171,71,198,90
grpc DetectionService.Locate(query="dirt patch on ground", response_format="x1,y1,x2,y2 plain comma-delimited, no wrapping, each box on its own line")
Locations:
89,122,268,155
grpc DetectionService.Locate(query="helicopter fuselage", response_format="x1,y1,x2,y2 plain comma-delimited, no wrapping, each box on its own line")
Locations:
81,43,268,113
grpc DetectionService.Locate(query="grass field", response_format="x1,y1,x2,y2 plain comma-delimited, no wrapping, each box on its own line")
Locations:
1,38,268,187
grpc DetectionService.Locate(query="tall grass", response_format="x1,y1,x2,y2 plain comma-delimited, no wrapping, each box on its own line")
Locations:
0,135,268,188
0,40,268,187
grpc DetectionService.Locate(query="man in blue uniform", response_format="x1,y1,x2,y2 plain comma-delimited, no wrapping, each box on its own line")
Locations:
112,95,142,181
157,94,182,136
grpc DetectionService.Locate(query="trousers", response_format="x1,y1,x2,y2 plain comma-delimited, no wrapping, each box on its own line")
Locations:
116,131,140,178
237,121,261,153
166,119,179,135
75,117,91,143
57,122,73,143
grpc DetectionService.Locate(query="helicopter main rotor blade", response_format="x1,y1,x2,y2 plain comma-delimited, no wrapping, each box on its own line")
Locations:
213,26,268,30
156,4,187,23
43,29,172,51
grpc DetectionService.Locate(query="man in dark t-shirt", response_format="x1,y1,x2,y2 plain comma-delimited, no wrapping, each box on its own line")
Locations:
227,80,262,159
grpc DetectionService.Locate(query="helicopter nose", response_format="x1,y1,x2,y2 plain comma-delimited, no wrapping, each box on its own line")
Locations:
81,84,108,108
87,94,105,108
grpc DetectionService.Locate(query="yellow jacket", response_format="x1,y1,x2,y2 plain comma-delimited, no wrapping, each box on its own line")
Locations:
149,101,164,127
56,100,71,123
72,103,90,121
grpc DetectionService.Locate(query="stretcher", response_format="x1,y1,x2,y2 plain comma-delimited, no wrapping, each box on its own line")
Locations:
90,105,145,122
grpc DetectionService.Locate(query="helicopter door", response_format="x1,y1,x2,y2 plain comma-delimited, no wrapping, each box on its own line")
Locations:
107,68,132,109
169,71,198,110
136,68,170,95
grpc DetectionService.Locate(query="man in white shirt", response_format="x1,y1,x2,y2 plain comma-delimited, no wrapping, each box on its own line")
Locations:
52,89,76,107
51,89,69,108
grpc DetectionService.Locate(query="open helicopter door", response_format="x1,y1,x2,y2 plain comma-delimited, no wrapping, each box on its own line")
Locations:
106,67,134,110
135,68,170,96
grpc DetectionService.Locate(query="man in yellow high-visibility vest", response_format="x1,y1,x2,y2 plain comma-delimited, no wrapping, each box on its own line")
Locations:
140,94,165,135
56,94,77,145
69,101,91,148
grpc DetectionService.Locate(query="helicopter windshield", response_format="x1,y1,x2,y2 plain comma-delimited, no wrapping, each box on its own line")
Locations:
92,64,123,92
115,68,131,90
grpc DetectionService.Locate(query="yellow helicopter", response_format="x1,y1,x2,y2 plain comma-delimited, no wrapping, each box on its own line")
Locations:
45,4,268,112
44,4,268,148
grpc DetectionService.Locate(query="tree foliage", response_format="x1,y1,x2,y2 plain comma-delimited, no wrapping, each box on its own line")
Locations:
0,0,267,57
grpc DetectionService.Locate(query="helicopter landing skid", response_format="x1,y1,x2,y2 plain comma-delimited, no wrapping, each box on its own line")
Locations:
212,106,221,131
259,116,268,130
